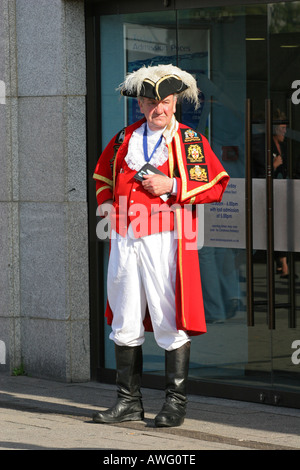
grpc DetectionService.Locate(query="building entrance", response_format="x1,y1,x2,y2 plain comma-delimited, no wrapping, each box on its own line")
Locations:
88,2,300,408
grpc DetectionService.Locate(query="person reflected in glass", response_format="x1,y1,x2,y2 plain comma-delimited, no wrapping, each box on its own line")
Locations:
272,109,288,277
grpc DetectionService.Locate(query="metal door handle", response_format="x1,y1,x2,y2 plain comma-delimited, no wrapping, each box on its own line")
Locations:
245,99,254,327
265,99,275,330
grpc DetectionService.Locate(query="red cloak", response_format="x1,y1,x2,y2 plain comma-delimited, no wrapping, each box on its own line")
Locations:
93,118,229,336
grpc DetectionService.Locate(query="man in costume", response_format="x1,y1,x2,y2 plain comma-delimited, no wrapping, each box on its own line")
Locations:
93,64,229,427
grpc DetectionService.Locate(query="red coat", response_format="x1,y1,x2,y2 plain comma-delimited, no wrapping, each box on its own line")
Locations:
94,118,229,336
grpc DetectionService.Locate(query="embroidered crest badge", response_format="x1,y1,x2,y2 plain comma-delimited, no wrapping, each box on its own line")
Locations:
115,128,125,144
110,153,116,172
182,128,202,142
187,144,205,163
188,165,209,182
111,143,122,171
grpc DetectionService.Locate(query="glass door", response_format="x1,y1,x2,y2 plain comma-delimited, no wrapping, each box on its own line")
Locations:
249,3,300,400
177,4,300,405
177,3,300,404
96,2,300,406
176,5,268,394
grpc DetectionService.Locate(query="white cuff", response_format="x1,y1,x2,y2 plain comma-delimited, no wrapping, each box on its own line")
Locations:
171,178,177,195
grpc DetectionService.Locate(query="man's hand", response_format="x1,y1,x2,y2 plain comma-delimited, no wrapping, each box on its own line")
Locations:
142,174,173,196
273,155,283,170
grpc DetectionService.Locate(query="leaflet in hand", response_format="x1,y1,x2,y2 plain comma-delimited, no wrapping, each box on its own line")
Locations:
134,163,170,201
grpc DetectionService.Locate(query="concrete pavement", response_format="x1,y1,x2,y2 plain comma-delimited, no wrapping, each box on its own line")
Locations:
0,373,299,451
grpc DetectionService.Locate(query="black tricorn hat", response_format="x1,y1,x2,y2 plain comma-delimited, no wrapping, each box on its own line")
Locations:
118,64,200,109
122,75,189,101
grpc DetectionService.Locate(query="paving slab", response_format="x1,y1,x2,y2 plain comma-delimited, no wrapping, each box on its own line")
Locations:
0,374,299,452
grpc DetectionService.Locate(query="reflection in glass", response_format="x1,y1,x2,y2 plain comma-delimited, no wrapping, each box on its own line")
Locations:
99,3,300,395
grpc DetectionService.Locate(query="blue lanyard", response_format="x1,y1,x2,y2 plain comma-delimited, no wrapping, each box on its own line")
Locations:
143,125,163,162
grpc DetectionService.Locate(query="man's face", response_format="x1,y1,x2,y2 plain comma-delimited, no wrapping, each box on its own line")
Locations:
275,124,287,143
138,95,177,131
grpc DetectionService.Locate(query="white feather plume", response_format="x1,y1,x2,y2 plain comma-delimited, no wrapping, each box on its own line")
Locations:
117,64,200,109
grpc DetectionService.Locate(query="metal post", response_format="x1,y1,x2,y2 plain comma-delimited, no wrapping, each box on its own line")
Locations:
245,99,254,327
265,99,275,330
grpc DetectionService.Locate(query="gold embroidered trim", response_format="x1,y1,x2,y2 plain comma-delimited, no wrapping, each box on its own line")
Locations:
168,145,174,178
93,173,113,186
96,185,111,196
174,132,228,200
175,208,186,329
112,154,118,198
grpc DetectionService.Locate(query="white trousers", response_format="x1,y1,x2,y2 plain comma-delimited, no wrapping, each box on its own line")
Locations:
107,226,190,351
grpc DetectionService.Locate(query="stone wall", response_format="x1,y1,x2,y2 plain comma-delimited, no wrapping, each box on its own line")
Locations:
0,0,90,382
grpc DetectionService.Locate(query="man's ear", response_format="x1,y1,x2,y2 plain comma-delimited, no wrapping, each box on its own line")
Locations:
138,98,144,114
172,95,177,113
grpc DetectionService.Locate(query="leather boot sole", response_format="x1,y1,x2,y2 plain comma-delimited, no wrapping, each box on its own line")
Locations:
154,414,185,427
92,398,144,424
92,410,144,424
154,401,186,427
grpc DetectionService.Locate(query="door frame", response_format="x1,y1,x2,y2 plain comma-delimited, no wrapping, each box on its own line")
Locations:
85,0,300,408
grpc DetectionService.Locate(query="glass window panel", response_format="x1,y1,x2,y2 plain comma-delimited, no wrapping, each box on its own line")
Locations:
98,2,300,397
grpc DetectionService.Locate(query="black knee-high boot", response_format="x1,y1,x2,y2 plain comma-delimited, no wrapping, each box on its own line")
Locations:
155,342,190,427
92,344,144,423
